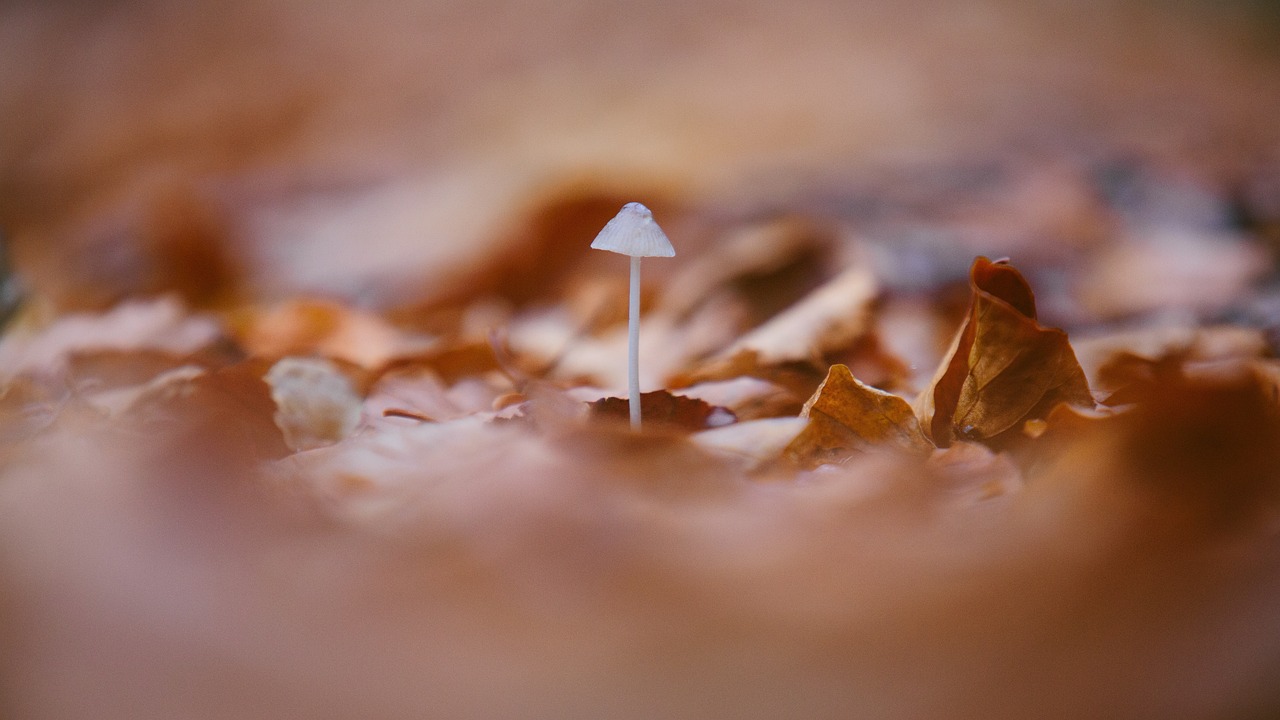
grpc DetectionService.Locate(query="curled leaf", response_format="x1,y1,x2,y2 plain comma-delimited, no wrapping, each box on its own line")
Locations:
917,257,1093,447
786,364,930,469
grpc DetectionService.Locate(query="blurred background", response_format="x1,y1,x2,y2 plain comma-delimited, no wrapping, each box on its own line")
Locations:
0,0,1278,315
4,4,1280,719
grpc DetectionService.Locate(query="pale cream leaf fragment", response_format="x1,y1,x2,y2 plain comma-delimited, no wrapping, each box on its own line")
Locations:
266,357,363,452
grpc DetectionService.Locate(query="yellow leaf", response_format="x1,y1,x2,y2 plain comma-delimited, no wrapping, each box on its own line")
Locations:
786,364,930,468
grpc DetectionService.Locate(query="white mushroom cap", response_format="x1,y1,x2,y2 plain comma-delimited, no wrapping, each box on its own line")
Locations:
590,202,675,257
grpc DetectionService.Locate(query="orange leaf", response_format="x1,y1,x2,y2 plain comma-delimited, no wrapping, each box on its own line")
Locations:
786,364,930,468
917,257,1092,447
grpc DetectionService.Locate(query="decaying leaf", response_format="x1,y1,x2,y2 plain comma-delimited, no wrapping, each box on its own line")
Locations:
83,364,208,418
235,298,433,369
671,351,829,408
1037,364,1280,535
692,417,809,473
670,377,802,421
1077,229,1269,318
917,257,1093,447
589,390,736,432
363,368,504,428
925,441,1024,504
786,364,930,469
0,297,223,381
660,217,836,323
673,265,885,401
373,340,504,385
719,266,878,365
128,359,290,463
1074,324,1269,405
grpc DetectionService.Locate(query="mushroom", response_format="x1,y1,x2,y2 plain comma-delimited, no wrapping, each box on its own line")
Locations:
590,202,676,429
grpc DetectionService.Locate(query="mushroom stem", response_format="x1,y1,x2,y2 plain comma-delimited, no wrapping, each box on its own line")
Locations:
629,255,642,429
589,201,673,430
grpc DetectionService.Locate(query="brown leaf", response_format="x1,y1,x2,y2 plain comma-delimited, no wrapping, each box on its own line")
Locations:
1015,401,1122,475
65,347,234,392
234,298,430,369
717,266,878,366
670,351,827,409
917,257,1093,447
0,297,223,381
692,417,808,473
363,369,505,428
398,189,679,312
786,364,930,469
1075,325,1268,405
374,341,503,385
660,217,836,324
1038,364,1280,536
925,441,1024,503
588,390,735,432
127,359,290,464
672,265,890,401
669,377,802,421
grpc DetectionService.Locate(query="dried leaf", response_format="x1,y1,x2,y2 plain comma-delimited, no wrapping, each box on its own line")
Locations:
1075,325,1268,405
719,266,878,365
1078,229,1268,318
0,297,223,381
589,390,736,432
129,359,290,463
374,341,503,385
363,369,504,428
669,377,802,421
1039,365,1280,535
917,257,1093,447
673,266,885,401
925,441,1024,503
235,298,432,368
265,357,363,452
660,217,835,323
84,365,207,417
671,352,827,409
418,190,679,309
786,364,930,469
692,417,808,472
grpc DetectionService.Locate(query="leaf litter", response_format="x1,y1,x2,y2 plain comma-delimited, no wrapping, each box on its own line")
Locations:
3,157,1280,719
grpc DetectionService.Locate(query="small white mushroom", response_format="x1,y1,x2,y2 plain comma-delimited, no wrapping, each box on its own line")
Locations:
590,202,676,429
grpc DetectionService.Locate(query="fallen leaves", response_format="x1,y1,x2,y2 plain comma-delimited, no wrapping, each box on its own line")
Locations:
917,257,1093,447
712,265,878,366
786,364,929,469
1033,363,1280,536
3,235,1280,720
0,297,223,381
588,390,735,432
3,245,1270,493
234,298,433,369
